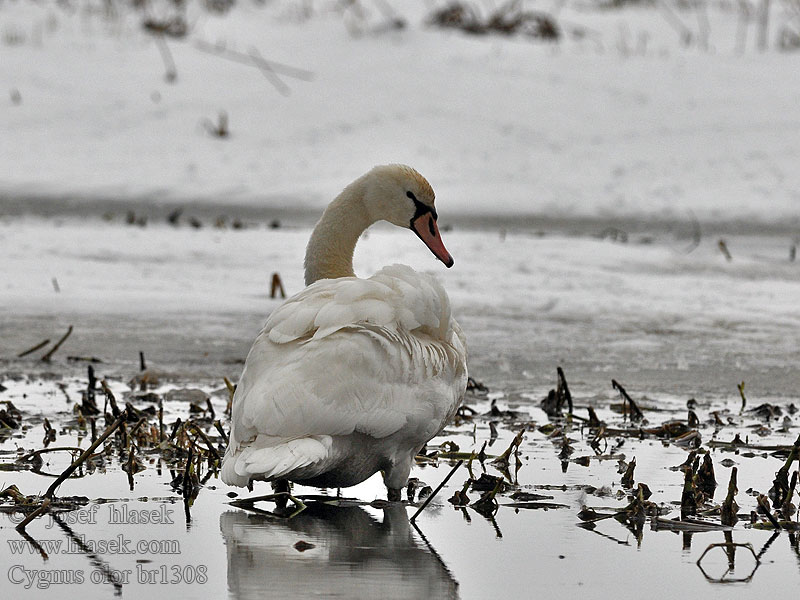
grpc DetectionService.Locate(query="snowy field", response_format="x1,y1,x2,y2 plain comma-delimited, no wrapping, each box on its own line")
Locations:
2,0,800,228
2,1,800,599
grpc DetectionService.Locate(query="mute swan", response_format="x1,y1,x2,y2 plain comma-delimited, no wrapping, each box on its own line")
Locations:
221,165,467,501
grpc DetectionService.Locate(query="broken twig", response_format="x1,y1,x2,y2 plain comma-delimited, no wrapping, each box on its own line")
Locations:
40,326,73,362
410,459,464,522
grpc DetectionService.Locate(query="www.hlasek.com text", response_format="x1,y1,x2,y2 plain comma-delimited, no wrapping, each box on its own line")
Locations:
8,534,181,555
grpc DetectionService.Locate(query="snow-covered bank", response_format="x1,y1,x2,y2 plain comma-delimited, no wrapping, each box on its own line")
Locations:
2,1,800,227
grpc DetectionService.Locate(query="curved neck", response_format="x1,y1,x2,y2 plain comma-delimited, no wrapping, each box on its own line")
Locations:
304,179,374,285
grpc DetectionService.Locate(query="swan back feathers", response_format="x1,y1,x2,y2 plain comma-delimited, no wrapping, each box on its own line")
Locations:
266,264,452,344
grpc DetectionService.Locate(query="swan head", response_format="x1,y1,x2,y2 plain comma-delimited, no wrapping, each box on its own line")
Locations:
362,164,454,268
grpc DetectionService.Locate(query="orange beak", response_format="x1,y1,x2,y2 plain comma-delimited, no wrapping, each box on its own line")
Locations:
411,212,454,268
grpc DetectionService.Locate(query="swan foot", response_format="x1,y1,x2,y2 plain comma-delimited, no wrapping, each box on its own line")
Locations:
272,480,290,509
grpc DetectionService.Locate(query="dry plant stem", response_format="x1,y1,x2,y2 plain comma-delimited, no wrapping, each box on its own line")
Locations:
621,457,636,488
193,40,314,81
129,417,147,438
738,381,746,413
87,364,97,402
100,379,121,418
248,47,291,96
494,430,525,466
578,507,616,524
223,377,235,396
556,366,573,414
697,453,717,497
223,377,235,416
612,379,644,421
185,422,222,462
271,273,286,298
410,460,464,523
153,34,177,82
17,338,50,358
437,450,495,460
119,421,128,450
757,494,781,529
44,409,128,500
681,464,697,517
708,440,791,451
40,326,73,361
182,448,194,499
772,434,800,507
15,498,51,532
721,467,739,526
214,420,229,446
169,418,183,442
158,399,164,442
718,239,733,261
127,440,136,491
205,398,215,420
57,382,71,402
783,471,798,519
473,479,503,512
18,446,83,462
466,451,476,479
653,516,728,532
0,485,26,503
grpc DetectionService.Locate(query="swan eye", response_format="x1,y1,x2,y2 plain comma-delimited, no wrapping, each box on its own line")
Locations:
408,192,438,223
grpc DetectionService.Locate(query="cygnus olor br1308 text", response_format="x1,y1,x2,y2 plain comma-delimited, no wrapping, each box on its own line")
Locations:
221,165,467,501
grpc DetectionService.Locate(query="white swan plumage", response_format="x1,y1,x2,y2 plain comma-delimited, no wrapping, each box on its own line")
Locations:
221,165,467,500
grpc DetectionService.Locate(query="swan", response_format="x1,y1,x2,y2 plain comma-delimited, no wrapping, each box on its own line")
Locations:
220,165,467,501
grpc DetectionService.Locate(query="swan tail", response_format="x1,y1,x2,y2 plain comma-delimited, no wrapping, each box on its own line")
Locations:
220,435,332,487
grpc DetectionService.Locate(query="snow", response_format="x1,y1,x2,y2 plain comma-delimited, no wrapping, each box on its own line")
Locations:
1,217,798,399
2,0,800,226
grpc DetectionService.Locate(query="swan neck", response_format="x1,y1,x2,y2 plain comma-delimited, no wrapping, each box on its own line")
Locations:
304,180,373,285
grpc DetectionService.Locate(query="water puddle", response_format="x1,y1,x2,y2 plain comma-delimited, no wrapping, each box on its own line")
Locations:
1,368,798,598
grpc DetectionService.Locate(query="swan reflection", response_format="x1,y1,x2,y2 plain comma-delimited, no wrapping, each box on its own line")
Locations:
220,500,458,599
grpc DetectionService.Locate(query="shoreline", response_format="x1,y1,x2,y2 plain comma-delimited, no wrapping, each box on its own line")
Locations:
2,194,799,237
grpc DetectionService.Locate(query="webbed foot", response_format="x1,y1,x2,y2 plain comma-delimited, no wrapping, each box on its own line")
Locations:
387,487,402,502
272,480,290,509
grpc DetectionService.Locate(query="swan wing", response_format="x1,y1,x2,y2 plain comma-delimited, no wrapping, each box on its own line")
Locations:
223,266,467,484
